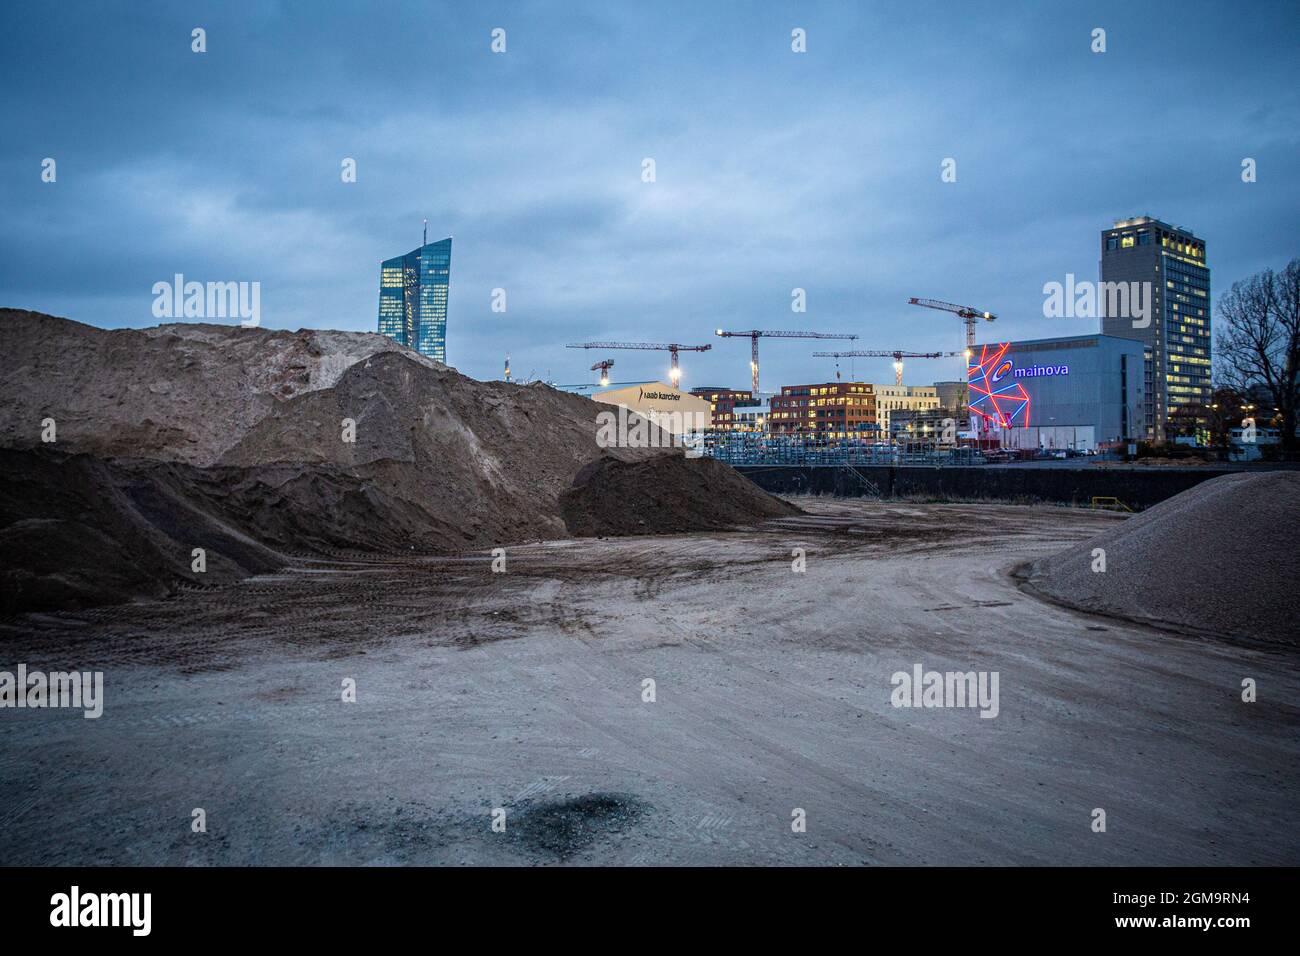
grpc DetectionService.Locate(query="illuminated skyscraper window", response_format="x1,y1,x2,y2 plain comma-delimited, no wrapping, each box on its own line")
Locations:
1100,217,1209,440
377,236,452,362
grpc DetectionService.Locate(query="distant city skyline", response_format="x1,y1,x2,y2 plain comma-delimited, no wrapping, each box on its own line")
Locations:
2,1,1297,391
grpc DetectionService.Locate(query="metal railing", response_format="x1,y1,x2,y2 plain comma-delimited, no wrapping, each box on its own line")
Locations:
700,432,987,467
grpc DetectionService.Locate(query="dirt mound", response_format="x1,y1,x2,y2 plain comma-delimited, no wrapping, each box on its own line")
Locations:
1024,471,1300,643
0,447,455,615
0,308,440,465
219,350,667,548
0,448,275,614
561,455,800,537
0,312,800,613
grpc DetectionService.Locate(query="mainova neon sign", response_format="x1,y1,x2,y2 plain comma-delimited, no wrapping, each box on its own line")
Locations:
968,343,1031,429
1013,362,1069,378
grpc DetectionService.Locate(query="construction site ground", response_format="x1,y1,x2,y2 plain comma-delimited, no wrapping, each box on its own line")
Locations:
2,498,1296,866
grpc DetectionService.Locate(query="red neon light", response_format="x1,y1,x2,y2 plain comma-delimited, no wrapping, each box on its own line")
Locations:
968,342,1030,431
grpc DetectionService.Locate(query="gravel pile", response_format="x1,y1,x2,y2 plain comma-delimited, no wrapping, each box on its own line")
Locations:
1025,471,1299,643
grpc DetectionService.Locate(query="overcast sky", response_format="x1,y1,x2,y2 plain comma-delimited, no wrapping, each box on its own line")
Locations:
3,1,1297,389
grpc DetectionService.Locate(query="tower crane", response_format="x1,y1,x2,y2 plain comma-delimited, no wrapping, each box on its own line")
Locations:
590,359,615,386
813,350,964,386
907,298,997,356
714,329,858,393
566,341,711,386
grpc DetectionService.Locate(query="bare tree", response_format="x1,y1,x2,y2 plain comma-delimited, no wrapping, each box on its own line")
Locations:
1215,258,1300,454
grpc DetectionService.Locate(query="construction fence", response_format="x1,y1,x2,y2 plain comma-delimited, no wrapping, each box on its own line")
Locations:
700,432,988,467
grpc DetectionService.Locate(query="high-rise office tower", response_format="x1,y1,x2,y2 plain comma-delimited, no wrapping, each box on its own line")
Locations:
1099,216,1210,439
377,233,452,362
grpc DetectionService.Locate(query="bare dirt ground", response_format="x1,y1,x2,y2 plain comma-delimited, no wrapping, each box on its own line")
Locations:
1,498,1296,866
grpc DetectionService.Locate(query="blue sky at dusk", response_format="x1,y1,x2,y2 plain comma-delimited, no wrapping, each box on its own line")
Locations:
2,0,1297,388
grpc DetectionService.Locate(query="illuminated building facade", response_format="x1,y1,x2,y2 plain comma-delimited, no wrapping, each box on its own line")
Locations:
969,335,1144,451
1100,216,1210,439
871,385,940,439
377,236,452,362
768,382,876,437
689,386,761,431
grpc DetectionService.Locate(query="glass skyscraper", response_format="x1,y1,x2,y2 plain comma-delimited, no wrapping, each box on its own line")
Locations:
377,236,452,362
1100,217,1210,440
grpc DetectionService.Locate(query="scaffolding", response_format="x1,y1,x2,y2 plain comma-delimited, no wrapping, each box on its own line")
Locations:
701,433,988,467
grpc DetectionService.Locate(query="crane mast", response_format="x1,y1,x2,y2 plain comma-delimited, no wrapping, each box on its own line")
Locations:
907,298,997,354
567,341,711,386
714,329,858,392
813,349,963,385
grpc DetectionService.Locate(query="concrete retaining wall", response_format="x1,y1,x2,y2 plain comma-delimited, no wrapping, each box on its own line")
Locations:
734,464,1238,509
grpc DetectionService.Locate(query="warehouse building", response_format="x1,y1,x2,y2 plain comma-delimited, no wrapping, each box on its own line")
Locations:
557,380,713,436
968,335,1144,451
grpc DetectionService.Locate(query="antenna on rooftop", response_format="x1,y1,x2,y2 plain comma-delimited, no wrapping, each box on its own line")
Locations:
422,219,428,247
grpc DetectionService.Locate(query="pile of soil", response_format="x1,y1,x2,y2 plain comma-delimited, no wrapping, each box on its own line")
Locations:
1,311,798,613
561,455,800,536
1024,471,1300,643
1,448,275,613
218,350,670,547
0,448,449,615
0,308,441,465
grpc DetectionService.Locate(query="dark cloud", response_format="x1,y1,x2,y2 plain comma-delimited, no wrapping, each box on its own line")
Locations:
2,0,1297,388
